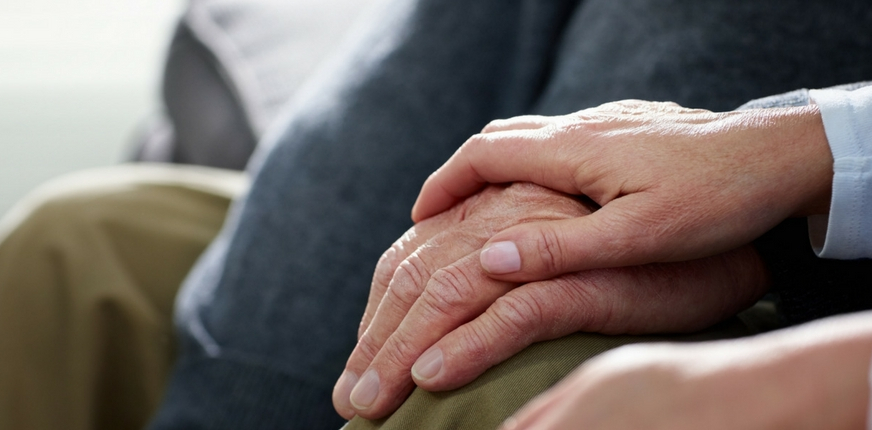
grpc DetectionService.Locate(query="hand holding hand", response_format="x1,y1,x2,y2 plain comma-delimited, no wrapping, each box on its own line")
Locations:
333,183,769,420
412,101,833,282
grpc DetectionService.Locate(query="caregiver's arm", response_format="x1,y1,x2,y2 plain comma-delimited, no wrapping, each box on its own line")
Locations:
412,100,834,280
807,86,872,259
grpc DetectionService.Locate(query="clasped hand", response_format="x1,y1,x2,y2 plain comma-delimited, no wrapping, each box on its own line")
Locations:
333,183,769,420
334,100,830,421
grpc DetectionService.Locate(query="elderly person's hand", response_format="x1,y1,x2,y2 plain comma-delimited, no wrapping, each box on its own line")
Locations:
333,183,770,420
412,101,832,282
502,311,872,430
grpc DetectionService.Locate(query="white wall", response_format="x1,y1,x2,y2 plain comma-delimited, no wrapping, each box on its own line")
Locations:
0,0,184,215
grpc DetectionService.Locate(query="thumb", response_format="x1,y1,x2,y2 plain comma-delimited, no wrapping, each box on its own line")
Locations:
478,199,660,281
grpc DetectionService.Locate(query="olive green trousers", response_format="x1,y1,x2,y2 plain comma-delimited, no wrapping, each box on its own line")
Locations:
0,165,247,430
345,303,778,430
0,164,778,430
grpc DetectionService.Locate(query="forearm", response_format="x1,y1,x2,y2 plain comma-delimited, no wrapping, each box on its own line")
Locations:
752,83,872,325
728,311,872,429
504,310,872,430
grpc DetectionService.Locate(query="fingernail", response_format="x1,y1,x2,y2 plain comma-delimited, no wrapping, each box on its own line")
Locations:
350,369,380,410
333,370,359,412
412,348,443,381
481,241,521,274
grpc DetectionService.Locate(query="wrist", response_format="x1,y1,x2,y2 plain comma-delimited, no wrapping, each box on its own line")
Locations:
786,104,833,217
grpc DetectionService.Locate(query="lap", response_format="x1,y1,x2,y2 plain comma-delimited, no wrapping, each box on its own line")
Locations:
0,164,244,430
347,302,779,430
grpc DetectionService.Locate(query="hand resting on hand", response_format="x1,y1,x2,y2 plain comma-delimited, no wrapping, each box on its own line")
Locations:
412,100,832,282
333,182,770,420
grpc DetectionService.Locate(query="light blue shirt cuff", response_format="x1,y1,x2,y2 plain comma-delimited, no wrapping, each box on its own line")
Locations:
808,86,872,259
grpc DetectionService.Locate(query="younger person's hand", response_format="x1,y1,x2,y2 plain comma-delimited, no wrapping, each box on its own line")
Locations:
413,101,833,282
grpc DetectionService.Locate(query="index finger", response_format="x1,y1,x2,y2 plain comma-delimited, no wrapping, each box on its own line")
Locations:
348,252,516,419
410,128,584,222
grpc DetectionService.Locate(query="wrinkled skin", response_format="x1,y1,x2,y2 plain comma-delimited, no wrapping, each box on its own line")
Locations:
412,100,832,282
333,183,770,420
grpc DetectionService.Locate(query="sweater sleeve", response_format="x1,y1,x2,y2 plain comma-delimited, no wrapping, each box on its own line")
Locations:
808,85,872,259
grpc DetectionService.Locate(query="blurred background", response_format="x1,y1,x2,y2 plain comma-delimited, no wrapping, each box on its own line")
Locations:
0,0,377,217
0,0,184,215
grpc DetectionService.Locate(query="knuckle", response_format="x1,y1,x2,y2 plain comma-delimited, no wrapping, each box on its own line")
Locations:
373,246,401,288
390,255,431,308
490,294,543,336
552,274,612,332
455,323,495,364
357,317,370,338
355,335,382,364
381,335,419,370
423,266,478,316
534,224,567,274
